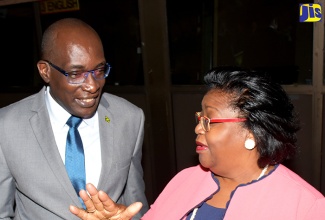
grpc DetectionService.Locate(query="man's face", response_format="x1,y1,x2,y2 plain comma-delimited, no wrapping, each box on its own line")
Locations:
43,28,106,119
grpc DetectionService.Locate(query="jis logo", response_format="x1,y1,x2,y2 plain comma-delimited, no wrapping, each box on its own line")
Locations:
299,3,322,22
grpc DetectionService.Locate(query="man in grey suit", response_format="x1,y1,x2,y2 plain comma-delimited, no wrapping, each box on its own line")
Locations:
0,18,148,219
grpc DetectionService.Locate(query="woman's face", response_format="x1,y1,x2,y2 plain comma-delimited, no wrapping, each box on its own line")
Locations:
195,90,258,177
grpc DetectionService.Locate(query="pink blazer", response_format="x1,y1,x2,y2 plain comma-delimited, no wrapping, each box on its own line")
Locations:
142,164,325,220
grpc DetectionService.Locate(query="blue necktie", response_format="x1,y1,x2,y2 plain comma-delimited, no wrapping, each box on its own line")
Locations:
65,116,86,208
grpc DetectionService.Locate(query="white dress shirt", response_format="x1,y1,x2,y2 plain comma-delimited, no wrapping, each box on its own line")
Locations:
44,87,102,187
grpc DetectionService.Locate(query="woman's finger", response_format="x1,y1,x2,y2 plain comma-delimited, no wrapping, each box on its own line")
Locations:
85,183,104,212
120,202,143,220
69,205,96,220
79,189,97,213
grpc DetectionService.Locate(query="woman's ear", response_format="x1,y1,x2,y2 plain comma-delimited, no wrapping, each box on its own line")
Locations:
37,61,50,83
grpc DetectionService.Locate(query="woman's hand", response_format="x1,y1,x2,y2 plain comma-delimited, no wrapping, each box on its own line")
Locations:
70,183,143,220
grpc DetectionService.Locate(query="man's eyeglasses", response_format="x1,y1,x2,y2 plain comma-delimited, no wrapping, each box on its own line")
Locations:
44,60,111,84
195,112,246,132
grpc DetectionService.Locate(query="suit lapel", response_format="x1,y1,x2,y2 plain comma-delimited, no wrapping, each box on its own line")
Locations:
97,97,114,190
30,87,81,206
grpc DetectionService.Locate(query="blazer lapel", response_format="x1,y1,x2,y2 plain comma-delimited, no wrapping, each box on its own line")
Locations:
30,87,81,206
97,98,114,190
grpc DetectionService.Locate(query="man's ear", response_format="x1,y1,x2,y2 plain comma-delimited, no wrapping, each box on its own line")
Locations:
37,61,50,83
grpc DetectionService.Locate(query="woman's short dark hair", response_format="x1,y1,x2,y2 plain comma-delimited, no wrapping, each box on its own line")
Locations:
203,66,300,167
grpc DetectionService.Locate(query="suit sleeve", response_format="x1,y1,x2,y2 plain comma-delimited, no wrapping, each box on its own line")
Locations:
0,140,16,219
117,108,149,220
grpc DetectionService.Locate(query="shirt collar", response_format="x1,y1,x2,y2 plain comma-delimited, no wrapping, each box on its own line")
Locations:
45,86,97,128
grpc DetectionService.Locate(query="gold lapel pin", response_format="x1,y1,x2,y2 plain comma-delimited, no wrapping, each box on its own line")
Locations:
105,116,110,123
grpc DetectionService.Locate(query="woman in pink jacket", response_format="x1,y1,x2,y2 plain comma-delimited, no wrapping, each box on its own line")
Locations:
71,67,325,220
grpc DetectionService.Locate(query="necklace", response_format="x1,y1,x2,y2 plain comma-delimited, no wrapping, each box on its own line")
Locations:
189,165,269,220
257,164,269,180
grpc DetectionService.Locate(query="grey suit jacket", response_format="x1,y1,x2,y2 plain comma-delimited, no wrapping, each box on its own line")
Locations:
0,87,148,220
